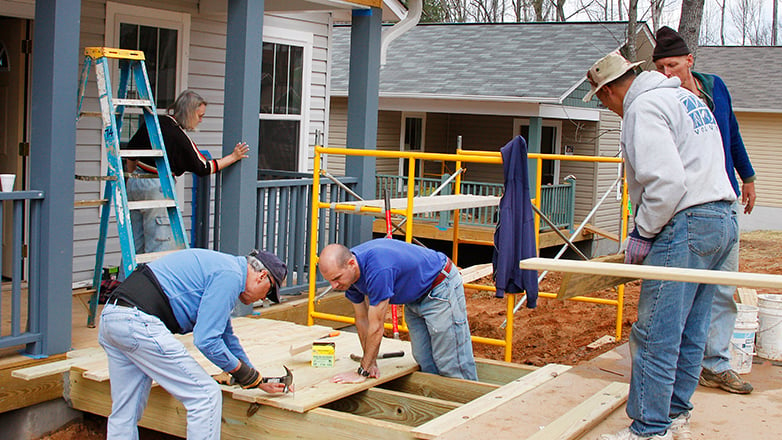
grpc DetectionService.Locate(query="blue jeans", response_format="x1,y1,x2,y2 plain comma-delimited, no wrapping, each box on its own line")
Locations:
627,201,737,437
702,201,740,374
126,173,174,254
404,264,478,380
99,303,222,440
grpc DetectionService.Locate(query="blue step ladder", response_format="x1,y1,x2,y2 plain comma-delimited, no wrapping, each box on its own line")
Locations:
77,47,188,326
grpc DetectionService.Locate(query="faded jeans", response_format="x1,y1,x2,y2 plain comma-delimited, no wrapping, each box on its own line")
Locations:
404,264,478,381
99,303,222,440
627,201,737,437
702,200,741,374
126,173,174,254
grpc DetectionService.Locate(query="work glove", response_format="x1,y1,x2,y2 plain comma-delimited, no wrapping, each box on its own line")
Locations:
624,228,654,265
231,360,263,389
212,371,236,386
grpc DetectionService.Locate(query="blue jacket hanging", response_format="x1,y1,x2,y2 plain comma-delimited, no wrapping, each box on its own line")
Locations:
492,136,539,308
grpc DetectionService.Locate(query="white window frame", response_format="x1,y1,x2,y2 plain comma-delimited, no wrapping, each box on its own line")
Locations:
513,118,563,184
103,2,191,203
398,112,426,177
261,26,313,173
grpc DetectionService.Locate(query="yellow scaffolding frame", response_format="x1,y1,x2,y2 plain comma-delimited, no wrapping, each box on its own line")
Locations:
307,145,629,362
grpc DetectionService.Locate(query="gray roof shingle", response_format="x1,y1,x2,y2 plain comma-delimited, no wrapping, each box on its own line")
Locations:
694,46,782,111
331,22,637,102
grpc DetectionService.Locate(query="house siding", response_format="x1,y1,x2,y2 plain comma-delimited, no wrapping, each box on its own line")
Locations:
593,111,624,252
737,111,782,208
69,2,330,283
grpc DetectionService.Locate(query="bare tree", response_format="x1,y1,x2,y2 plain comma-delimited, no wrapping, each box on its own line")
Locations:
625,0,638,60
649,0,665,31
678,0,705,58
773,0,779,45
729,0,765,45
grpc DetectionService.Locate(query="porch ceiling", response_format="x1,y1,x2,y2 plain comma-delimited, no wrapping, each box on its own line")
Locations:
265,0,404,21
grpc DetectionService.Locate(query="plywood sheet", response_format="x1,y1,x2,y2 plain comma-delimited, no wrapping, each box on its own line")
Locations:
73,318,417,414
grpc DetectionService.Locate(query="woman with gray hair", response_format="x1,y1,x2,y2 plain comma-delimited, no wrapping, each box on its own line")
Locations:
126,89,250,254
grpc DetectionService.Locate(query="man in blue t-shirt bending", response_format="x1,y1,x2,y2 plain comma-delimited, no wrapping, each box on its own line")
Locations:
319,239,477,383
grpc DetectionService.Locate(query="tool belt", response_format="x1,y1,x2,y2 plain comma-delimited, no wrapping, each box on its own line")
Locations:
108,264,182,334
430,258,454,290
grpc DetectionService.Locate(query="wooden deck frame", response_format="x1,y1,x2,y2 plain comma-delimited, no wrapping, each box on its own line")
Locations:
62,358,543,439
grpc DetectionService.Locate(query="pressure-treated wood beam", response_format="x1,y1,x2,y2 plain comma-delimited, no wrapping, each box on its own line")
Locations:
324,387,460,427
521,258,782,289
411,364,572,439
475,357,537,385
526,382,629,440
378,371,499,403
67,367,415,440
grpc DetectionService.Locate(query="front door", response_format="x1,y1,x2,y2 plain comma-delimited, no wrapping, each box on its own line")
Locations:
0,17,29,278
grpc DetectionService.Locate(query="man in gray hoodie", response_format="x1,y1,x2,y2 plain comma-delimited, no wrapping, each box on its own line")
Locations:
583,50,737,440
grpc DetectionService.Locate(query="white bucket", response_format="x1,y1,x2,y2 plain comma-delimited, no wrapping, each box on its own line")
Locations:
729,304,759,374
756,294,782,361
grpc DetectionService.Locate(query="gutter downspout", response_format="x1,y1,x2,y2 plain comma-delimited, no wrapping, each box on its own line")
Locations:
380,0,422,65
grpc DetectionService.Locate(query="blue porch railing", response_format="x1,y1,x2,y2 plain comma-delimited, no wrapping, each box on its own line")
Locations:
0,191,46,355
376,174,576,232
254,171,358,296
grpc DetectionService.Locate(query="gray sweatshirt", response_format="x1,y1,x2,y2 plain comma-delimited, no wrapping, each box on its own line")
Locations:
621,71,736,238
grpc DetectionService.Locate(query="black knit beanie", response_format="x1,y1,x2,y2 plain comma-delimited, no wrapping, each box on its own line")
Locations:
652,26,691,61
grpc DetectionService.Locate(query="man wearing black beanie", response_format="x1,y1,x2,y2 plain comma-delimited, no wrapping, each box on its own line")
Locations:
653,26,757,398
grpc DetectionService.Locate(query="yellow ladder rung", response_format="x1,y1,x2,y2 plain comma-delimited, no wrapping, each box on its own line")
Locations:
84,47,145,60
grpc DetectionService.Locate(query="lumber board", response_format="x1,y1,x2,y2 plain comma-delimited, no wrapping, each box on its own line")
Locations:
526,382,629,440
737,288,758,307
323,387,460,427
13,349,106,380
74,318,418,414
521,258,782,289
411,364,572,439
475,357,536,385
68,367,416,440
582,224,620,242
334,194,500,216
556,253,636,299
460,263,494,284
1,354,66,413
379,371,499,404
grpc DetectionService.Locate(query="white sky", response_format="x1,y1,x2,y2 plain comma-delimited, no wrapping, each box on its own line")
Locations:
565,0,779,45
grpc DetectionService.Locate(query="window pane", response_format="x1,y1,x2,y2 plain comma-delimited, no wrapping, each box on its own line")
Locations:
259,120,299,171
261,42,274,114
273,44,290,114
288,46,303,114
157,28,178,109
119,23,138,52
138,26,159,100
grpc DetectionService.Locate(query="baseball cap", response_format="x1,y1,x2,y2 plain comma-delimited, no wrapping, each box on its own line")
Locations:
582,50,643,102
248,249,287,303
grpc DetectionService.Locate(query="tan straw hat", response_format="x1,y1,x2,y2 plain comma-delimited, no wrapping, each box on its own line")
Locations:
582,50,643,102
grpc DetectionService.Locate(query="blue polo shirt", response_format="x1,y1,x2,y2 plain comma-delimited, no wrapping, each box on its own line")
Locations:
148,248,252,372
345,239,447,306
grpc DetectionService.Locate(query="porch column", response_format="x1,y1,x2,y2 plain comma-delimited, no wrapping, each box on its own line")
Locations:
345,7,382,246
527,116,542,191
29,0,81,355
220,0,263,316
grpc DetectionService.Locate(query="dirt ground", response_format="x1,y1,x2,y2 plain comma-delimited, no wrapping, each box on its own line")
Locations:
39,230,782,440
468,230,782,365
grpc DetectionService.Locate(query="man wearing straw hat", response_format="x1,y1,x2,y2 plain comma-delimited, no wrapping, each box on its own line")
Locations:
583,50,737,440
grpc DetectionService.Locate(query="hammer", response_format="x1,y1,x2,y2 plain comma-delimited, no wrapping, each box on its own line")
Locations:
349,351,405,362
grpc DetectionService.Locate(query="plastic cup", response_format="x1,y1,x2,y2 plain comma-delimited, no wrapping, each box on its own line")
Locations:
0,174,15,192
